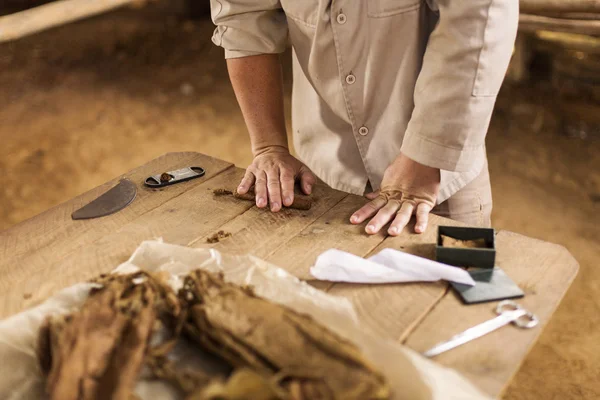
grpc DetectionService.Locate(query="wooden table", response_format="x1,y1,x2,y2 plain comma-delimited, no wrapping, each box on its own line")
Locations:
0,152,578,398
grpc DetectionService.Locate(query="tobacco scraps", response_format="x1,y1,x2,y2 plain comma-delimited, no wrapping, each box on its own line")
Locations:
206,230,232,244
441,235,487,249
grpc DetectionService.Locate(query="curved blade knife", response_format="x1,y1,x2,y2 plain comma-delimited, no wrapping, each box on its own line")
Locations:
71,179,137,220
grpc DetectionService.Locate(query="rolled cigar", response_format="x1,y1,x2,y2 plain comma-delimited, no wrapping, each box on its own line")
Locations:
233,190,312,210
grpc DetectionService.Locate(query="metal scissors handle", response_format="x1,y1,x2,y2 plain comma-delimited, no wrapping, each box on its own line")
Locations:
423,300,539,358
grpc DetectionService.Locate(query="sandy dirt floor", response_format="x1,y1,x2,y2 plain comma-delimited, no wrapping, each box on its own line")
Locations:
1,5,599,399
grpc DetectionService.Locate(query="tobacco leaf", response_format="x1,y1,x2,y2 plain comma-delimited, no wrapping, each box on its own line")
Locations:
179,270,390,400
38,272,180,400
186,368,284,400
38,269,390,400
145,354,213,394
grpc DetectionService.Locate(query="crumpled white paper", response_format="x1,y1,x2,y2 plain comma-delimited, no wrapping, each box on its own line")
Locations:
0,240,489,400
311,248,476,286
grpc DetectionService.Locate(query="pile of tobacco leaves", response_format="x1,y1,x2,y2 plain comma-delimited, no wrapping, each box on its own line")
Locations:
37,270,390,400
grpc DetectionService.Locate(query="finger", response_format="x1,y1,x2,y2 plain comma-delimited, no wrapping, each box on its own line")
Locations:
237,169,255,194
365,200,401,235
254,170,268,208
388,201,415,236
414,202,433,233
280,167,295,207
350,195,388,224
266,168,282,212
299,166,317,195
365,190,380,200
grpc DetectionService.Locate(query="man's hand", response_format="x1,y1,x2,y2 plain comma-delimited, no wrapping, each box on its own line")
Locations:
238,146,316,212
350,153,440,235
227,55,314,212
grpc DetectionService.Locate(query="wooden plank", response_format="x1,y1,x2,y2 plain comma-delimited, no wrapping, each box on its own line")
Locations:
0,152,231,278
191,180,348,258
520,13,600,35
250,194,469,341
0,152,226,259
403,231,579,398
0,0,136,43
201,189,474,343
264,194,389,279
520,0,600,14
0,167,348,319
0,167,249,318
327,214,464,340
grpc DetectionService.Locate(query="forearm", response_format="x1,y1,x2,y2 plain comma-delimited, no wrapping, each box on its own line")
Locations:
227,54,288,156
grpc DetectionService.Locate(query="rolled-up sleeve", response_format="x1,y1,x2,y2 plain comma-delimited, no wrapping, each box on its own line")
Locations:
401,0,519,172
210,0,288,59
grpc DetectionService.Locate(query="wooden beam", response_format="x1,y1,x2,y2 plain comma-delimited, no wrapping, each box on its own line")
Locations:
520,0,600,14
0,0,138,43
520,13,600,35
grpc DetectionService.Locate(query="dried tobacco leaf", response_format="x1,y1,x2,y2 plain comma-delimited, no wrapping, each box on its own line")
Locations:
187,368,285,400
38,269,389,400
145,354,213,394
38,272,180,400
180,270,390,400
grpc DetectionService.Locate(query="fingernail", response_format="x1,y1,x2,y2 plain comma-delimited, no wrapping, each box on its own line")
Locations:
305,184,312,194
366,225,375,233
271,202,280,211
284,197,292,205
389,227,398,235
350,216,358,223
257,198,266,207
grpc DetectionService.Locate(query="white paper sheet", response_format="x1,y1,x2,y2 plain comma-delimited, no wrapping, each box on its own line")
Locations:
311,248,475,286
0,240,489,400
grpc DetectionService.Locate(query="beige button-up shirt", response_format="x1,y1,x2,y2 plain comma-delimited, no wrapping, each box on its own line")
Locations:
210,0,518,202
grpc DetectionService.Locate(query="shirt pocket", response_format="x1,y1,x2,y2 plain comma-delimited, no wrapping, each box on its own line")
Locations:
367,0,421,18
281,0,319,28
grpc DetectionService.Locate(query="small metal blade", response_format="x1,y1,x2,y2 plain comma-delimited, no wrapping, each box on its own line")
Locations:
72,179,137,220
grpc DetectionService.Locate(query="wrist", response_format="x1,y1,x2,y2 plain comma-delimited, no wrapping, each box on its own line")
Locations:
253,144,289,157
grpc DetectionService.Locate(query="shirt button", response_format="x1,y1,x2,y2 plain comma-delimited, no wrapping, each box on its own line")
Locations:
336,13,347,24
358,126,369,136
345,74,356,85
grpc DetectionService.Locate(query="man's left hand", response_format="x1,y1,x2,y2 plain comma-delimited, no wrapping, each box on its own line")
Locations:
350,153,440,235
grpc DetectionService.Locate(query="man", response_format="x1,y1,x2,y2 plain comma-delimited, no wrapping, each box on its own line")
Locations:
209,0,518,235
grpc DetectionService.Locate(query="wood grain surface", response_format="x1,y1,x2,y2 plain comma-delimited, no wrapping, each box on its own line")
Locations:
0,152,230,276
404,231,579,395
0,152,579,399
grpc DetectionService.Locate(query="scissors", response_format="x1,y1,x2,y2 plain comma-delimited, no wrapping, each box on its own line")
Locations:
423,300,539,358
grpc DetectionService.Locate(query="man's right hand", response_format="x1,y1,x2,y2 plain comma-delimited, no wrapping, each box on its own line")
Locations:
237,146,316,212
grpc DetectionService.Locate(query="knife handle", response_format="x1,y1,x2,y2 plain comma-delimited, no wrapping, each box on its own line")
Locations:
144,167,205,188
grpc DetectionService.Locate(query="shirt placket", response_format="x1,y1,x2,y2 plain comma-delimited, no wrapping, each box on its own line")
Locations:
330,0,375,185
